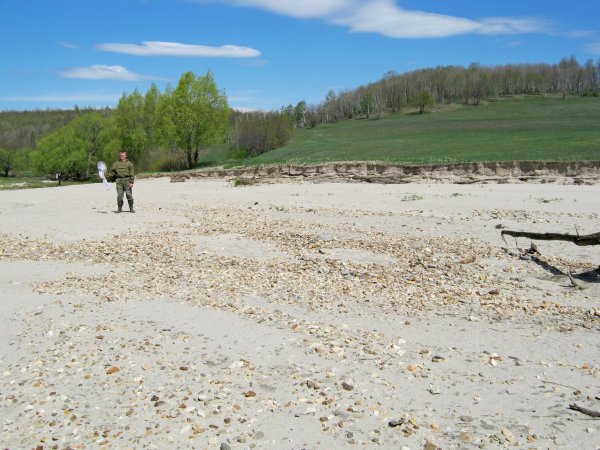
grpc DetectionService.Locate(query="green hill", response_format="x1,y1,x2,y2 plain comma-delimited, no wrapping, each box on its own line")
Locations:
206,96,600,167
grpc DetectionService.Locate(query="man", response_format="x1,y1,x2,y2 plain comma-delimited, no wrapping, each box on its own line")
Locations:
106,151,135,213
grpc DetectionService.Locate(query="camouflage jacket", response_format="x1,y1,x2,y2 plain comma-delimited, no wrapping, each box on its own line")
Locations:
106,159,134,183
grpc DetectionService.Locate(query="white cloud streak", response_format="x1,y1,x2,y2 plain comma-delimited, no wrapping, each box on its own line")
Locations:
57,41,80,49
585,42,600,55
217,0,548,38
59,65,167,81
0,93,120,103
230,0,348,18
97,41,261,58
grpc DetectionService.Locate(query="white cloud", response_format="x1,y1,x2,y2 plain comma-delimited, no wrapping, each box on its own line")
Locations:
0,93,120,103
240,58,269,67
479,17,548,35
585,42,600,55
552,30,594,39
231,105,260,112
216,0,548,38
59,65,166,81
230,0,347,18
333,2,479,38
502,40,524,48
57,41,80,49
228,90,261,102
97,41,261,58
228,89,284,111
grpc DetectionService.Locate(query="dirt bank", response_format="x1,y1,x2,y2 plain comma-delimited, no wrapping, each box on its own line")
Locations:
165,160,600,185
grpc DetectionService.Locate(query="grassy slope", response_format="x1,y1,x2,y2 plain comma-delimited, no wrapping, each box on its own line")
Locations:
228,96,600,167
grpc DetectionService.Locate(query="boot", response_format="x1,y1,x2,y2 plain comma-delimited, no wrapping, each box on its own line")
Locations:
128,199,135,213
117,201,123,213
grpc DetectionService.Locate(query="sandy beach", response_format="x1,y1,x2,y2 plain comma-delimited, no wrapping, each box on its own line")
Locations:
1,177,599,449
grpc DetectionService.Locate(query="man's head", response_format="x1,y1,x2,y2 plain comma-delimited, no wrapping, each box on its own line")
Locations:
119,151,127,161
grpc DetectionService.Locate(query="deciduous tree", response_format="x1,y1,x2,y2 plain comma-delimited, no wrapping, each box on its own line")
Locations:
0,147,15,176
115,90,148,164
158,71,230,169
32,112,117,179
411,90,435,114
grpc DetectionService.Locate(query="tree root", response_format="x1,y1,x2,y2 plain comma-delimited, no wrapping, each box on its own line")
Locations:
501,230,600,246
568,403,600,418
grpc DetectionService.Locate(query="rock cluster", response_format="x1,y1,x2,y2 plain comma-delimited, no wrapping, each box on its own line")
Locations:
1,185,598,449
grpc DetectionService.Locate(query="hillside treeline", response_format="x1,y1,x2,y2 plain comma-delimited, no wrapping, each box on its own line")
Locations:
303,56,600,123
230,111,294,159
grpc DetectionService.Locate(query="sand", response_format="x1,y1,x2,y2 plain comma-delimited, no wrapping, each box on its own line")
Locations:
0,177,599,449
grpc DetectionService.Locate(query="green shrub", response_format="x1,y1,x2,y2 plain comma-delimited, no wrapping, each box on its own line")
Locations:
232,176,253,187
148,154,188,172
227,147,250,160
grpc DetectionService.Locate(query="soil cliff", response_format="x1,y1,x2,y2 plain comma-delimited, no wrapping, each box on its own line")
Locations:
169,160,600,184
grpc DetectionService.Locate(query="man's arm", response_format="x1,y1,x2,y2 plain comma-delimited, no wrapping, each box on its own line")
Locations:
129,162,135,185
105,162,116,182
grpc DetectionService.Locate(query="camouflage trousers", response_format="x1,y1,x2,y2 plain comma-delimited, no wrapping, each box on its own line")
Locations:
115,178,133,204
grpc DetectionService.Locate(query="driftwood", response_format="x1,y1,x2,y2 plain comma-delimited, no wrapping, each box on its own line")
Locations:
501,230,600,246
501,229,599,289
567,271,589,290
568,403,600,418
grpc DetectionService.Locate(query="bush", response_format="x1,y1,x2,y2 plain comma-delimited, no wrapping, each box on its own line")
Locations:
148,153,188,172
232,176,254,187
226,147,250,160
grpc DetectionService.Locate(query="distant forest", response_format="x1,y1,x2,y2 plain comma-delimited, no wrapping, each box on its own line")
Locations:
1,56,598,176
0,107,103,151
306,56,600,123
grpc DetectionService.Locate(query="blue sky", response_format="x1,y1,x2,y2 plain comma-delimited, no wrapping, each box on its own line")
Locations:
1,0,599,112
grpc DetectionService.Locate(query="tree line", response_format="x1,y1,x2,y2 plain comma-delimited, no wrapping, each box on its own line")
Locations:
0,107,99,177
296,56,600,124
32,70,256,178
1,71,295,178
229,110,294,159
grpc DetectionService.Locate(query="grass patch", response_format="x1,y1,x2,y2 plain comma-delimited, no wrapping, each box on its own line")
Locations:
244,96,600,165
0,176,58,190
0,176,98,190
232,177,254,187
401,193,424,202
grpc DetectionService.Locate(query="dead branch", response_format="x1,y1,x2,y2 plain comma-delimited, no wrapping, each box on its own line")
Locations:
568,403,600,418
501,230,600,246
567,271,589,290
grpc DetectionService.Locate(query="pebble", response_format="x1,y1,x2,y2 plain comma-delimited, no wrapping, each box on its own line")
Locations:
1,185,597,450
424,439,441,450
388,418,405,427
501,428,517,444
341,381,354,391
252,431,265,440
